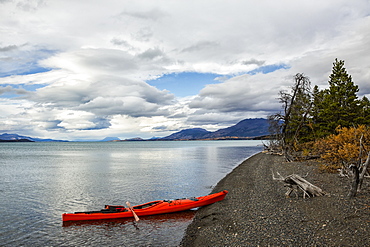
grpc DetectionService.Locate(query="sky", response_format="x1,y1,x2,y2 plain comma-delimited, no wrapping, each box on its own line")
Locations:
1,0,370,141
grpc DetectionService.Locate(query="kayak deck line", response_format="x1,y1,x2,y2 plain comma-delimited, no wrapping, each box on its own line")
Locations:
62,190,228,222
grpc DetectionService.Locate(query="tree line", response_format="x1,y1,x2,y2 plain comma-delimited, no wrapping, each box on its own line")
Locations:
268,58,370,170
268,59,370,197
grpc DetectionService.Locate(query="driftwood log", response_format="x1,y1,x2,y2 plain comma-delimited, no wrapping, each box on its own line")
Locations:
272,171,325,198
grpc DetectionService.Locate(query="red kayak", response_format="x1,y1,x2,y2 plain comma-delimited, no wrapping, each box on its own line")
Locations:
62,190,228,222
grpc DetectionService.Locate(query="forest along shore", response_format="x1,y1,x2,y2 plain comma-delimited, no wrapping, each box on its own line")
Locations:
180,152,370,246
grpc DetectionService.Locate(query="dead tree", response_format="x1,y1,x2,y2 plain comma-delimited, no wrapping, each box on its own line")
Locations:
272,170,325,198
268,73,312,162
348,164,360,198
358,151,370,191
347,133,370,198
348,151,370,198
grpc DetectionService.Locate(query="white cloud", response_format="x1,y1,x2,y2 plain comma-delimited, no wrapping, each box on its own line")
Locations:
0,0,369,140
189,71,290,112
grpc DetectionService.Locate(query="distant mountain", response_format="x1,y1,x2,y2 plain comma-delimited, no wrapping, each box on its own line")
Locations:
149,136,162,140
0,138,34,142
99,137,121,142
0,133,67,142
161,128,211,140
124,137,145,141
161,118,270,140
205,118,270,138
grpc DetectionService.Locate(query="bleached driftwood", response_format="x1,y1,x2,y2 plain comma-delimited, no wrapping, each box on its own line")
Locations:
272,170,325,198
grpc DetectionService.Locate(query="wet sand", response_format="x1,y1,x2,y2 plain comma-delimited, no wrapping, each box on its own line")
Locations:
180,152,370,246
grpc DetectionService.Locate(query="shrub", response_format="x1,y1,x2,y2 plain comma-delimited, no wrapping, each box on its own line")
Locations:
314,125,370,172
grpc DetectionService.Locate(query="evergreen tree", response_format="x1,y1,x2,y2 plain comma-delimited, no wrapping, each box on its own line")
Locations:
358,96,370,125
314,59,361,136
309,85,324,140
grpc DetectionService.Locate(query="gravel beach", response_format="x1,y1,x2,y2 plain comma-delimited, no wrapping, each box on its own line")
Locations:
180,152,370,246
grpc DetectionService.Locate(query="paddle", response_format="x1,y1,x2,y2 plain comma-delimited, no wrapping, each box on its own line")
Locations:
126,201,140,222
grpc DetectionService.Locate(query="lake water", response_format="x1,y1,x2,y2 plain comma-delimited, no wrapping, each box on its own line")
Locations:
0,140,263,246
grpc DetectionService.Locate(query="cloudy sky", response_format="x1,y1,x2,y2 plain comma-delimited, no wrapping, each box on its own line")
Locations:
1,0,370,141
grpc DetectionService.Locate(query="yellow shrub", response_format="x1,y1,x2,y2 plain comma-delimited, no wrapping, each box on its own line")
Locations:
314,125,370,172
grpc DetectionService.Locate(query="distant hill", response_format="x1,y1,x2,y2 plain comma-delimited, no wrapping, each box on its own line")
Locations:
205,118,270,138
0,138,34,142
161,128,211,140
0,133,67,142
124,137,145,141
161,118,270,140
99,137,121,142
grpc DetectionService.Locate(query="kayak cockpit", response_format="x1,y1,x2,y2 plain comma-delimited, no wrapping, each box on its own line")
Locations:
132,200,163,210
74,206,128,214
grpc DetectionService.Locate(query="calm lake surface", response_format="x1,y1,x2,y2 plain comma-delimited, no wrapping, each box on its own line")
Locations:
0,140,263,246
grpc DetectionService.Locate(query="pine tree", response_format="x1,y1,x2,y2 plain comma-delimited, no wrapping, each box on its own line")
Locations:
310,85,325,139
358,96,370,125
314,59,361,136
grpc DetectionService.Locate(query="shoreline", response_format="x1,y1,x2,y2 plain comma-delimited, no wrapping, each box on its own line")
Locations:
180,152,370,246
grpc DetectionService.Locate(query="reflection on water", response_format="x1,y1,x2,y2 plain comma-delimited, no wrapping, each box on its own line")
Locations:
0,141,262,246
62,211,196,246
62,210,195,227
